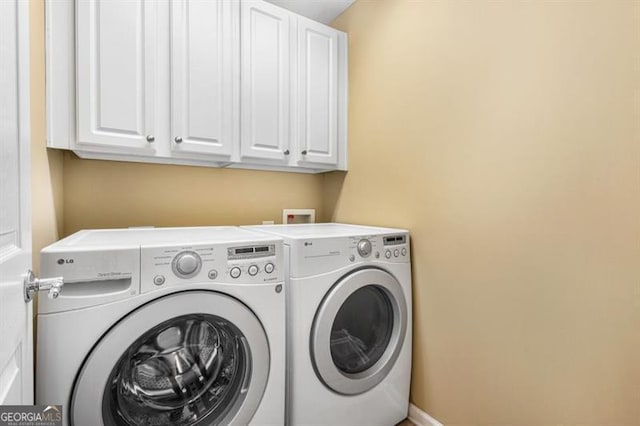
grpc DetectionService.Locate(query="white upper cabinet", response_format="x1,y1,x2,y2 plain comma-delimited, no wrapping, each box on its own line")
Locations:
76,0,157,151
295,17,340,167
48,0,347,173
170,0,238,159
240,0,292,162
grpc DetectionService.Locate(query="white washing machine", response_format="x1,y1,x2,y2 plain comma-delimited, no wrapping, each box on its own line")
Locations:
37,227,285,426
246,223,412,426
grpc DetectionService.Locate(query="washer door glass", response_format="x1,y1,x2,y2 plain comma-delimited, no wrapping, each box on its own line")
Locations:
330,286,393,374
103,314,247,426
311,268,407,395
71,291,270,426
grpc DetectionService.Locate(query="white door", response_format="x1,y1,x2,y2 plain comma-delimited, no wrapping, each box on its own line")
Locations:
295,17,339,167
170,0,238,159
76,0,157,152
240,0,292,162
0,0,33,405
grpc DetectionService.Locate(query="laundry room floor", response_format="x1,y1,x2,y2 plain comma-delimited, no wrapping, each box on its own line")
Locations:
396,420,415,426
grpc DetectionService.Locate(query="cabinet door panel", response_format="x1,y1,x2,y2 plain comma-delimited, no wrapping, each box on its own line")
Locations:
171,0,237,158
76,0,156,151
297,18,339,166
241,1,290,161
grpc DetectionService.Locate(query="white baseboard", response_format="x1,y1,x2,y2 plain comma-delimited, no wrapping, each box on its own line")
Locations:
408,403,444,426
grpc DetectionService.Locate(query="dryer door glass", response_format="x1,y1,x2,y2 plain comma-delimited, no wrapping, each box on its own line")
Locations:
311,268,408,395
102,314,249,426
330,285,393,373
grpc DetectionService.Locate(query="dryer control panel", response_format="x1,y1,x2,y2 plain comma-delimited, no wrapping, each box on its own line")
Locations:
288,232,410,278
141,241,283,293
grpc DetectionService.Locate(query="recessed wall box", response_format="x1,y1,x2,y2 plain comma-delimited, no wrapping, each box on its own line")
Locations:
282,209,316,224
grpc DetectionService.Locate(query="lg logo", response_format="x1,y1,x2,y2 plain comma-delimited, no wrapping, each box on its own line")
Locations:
57,258,74,265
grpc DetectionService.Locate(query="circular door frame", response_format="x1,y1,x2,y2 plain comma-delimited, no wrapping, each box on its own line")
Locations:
311,268,407,395
71,291,270,426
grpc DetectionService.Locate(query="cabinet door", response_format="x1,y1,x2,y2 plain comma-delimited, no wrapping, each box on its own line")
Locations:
296,18,339,166
240,0,291,162
170,0,238,158
76,0,156,151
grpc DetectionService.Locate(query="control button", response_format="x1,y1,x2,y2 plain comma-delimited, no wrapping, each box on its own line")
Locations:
248,265,259,276
357,239,372,257
401,248,407,256
375,252,380,259
172,251,202,278
394,249,399,257
208,269,218,280
230,267,241,279
349,254,355,262
265,263,275,274
385,250,392,259
153,275,165,286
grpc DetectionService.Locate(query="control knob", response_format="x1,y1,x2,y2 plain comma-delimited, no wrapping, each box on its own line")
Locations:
172,251,202,278
357,239,372,257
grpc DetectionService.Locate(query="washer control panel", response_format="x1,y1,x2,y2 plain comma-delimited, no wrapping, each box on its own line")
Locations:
141,240,282,292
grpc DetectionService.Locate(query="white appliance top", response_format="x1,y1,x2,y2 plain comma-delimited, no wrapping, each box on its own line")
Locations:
245,223,408,240
44,226,279,250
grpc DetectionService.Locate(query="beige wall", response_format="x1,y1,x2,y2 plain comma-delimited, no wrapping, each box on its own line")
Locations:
63,153,324,234
31,0,63,274
329,1,640,424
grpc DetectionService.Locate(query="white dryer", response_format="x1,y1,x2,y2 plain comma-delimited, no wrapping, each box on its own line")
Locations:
246,223,412,426
37,227,285,426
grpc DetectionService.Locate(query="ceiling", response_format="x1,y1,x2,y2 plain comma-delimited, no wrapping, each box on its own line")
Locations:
265,0,356,24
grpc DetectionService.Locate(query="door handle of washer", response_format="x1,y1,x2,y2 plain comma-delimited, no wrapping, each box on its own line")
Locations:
240,337,252,392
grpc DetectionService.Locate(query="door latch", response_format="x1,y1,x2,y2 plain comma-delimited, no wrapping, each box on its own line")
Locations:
24,270,64,302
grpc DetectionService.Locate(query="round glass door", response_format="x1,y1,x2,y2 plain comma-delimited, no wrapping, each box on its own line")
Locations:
311,268,407,395
330,285,394,374
71,291,269,426
102,314,248,425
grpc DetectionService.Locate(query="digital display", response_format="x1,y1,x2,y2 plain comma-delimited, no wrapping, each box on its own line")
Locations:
235,247,254,254
383,235,406,245
228,244,276,260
